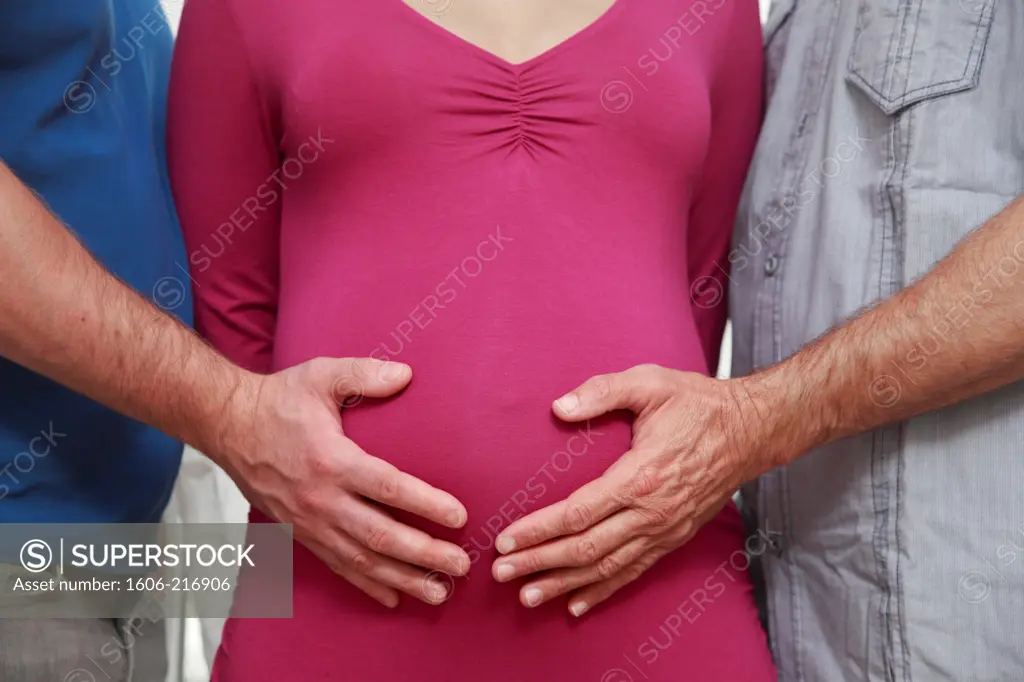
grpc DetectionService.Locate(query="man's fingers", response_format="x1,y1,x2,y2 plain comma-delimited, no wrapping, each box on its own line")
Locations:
361,553,453,606
322,530,453,606
513,537,650,609
567,547,666,617
495,469,632,554
343,448,468,529
336,565,401,608
339,495,470,575
304,535,401,608
552,364,669,422
492,509,647,581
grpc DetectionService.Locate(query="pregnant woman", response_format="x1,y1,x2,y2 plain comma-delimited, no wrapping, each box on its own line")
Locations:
168,0,774,679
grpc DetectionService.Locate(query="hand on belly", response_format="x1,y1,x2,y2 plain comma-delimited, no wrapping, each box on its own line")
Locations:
487,364,772,618
229,357,474,608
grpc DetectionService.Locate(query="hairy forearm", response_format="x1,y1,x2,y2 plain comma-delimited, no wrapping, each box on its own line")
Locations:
743,195,1024,466
0,161,253,462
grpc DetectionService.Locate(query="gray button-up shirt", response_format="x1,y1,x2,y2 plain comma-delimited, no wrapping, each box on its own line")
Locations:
731,1,1024,680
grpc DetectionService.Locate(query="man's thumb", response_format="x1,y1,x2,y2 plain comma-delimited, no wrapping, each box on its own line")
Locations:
320,358,412,408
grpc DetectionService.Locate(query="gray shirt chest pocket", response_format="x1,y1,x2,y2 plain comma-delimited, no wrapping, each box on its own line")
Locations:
846,0,996,115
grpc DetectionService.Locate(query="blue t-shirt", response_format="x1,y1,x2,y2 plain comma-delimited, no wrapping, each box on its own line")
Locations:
0,0,192,523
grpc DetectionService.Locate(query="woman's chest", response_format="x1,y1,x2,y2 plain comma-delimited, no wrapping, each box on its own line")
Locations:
259,0,720,173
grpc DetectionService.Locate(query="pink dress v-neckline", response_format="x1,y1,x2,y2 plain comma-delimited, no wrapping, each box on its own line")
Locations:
390,0,630,70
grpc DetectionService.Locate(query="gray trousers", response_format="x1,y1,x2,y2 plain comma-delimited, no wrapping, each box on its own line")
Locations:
0,617,167,682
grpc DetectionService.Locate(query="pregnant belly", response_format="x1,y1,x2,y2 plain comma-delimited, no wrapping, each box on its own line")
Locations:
272,204,713,555
273,174,712,526
278,278,709,552
245,274,770,681
342,363,634,558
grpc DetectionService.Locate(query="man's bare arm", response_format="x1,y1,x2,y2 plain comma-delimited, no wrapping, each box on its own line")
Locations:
0,161,242,456
748,194,1024,466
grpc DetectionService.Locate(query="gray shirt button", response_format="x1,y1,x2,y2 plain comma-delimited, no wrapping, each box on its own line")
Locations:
765,254,780,276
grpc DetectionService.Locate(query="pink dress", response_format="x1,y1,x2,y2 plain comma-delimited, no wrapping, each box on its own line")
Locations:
168,0,773,679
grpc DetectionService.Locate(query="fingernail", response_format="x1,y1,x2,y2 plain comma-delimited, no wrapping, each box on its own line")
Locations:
570,601,589,617
426,581,448,604
524,588,543,607
496,536,516,554
554,393,579,415
447,507,467,528
448,553,469,576
495,563,515,581
379,362,408,382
